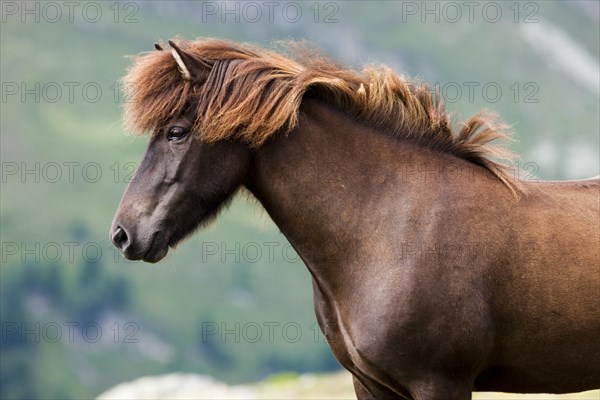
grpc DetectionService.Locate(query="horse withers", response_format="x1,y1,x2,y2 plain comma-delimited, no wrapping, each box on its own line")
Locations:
110,39,600,399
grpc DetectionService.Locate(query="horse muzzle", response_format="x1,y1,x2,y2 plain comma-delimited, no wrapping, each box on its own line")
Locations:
109,223,169,263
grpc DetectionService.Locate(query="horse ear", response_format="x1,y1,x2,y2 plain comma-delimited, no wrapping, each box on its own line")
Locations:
168,40,210,83
154,42,163,51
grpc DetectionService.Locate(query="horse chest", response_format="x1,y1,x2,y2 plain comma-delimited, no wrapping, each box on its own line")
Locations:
312,288,383,377
312,283,360,361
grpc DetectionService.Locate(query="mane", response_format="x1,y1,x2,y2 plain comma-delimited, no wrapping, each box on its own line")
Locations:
123,38,523,195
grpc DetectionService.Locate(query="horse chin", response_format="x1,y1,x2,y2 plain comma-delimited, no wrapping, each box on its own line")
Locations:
141,232,169,263
143,243,169,263
141,207,222,262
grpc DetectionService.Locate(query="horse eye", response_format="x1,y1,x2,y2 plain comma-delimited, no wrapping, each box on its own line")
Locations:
167,126,188,141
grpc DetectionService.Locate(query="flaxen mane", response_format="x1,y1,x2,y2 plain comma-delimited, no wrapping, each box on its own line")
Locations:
123,38,522,194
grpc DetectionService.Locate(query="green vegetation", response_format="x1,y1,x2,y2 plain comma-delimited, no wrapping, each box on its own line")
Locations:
1,2,598,399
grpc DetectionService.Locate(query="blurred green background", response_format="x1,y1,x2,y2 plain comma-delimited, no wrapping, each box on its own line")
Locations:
1,1,598,399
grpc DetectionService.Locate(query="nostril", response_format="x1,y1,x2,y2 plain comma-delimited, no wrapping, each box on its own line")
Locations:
112,226,129,250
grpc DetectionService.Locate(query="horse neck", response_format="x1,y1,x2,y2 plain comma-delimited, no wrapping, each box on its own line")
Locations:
245,97,475,275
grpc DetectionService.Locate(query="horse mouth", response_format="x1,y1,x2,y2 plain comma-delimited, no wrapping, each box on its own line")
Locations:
142,232,169,263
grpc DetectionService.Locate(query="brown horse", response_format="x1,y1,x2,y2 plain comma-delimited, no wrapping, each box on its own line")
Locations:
110,39,600,399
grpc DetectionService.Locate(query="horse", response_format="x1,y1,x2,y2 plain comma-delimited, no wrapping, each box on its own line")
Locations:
109,39,600,399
